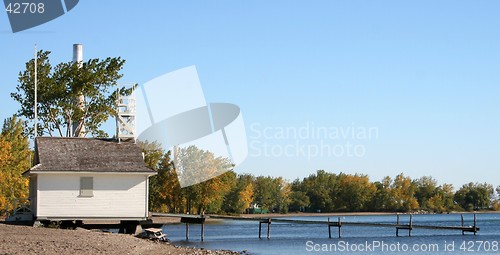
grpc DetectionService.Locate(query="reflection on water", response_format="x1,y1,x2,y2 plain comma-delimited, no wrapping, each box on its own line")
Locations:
164,213,500,255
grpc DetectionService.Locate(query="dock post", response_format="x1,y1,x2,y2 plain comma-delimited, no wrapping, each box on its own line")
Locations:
259,219,271,239
328,218,331,239
258,221,262,239
409,214,413,237
201,222,205,241
396,214,400,237
338,217,342,238
186,223,189,240
267,218,271,239
201,214,205,241
474,213,477,236
461,214,464,235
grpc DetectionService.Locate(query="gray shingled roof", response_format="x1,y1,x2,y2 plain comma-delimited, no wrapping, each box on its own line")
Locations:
28,137,155,173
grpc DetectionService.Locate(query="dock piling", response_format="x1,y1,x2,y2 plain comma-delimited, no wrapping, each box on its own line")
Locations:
328,217,332,239
327,217,342,238
396,213,412,237
396,214,400,237
201,223,205,241
258,218,271,239
474,213,477,236
459,213,479,236
267,218,271,239
409,214,413,237
461,214,464,235
180,216,206,241
258,220,262,239
338,217,342,238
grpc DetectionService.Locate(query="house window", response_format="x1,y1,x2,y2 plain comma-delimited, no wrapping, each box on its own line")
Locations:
80,177,93,197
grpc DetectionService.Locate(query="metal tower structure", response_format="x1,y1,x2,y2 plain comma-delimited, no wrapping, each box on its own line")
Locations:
116,85,136,143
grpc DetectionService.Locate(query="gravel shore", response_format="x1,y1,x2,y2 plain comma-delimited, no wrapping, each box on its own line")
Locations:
0,223,242,255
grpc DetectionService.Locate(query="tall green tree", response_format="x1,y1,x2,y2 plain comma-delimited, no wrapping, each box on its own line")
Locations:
426,183,455,213
223,174,255,214
371,176,394,211
252,176,290,213
493,185,500,211
414,176,438,210
253,176,276,211
454,182,493,211
11,50,130,137
288,191,310,212
390,173,419,212
297,170,337,212
335,173,376,211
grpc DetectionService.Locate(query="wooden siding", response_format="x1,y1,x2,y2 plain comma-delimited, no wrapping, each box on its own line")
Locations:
29,175,38,215
35,173,149,220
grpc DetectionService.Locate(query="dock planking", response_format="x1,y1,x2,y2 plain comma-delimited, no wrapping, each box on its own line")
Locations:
151,212,479,239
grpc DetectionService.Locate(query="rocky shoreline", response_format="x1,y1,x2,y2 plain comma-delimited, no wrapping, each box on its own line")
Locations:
0,223,243,255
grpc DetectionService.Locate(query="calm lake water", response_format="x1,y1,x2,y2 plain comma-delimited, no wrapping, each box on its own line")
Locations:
163,213,500,255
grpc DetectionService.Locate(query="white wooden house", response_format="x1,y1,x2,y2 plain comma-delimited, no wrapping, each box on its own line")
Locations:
23,137,156,221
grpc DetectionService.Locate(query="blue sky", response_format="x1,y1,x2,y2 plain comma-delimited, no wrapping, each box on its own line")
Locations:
1,1,499,188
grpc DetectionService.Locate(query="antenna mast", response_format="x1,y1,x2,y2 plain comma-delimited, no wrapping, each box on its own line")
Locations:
34,44,37,138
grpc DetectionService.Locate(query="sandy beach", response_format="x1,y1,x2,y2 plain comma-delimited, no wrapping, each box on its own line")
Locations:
0,212,390,255
0,223,242,255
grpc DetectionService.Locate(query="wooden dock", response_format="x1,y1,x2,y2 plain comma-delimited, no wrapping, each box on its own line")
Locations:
151,212,480,240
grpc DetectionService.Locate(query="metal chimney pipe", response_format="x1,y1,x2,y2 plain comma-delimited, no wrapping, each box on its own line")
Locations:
73,44,83,65
72,43,85,137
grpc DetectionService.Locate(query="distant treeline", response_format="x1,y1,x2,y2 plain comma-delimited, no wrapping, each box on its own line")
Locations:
145,145,500,215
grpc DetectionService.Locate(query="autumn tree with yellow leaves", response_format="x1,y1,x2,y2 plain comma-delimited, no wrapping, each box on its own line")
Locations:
223,174,255,214
0,116,31,215
174,145,235,214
